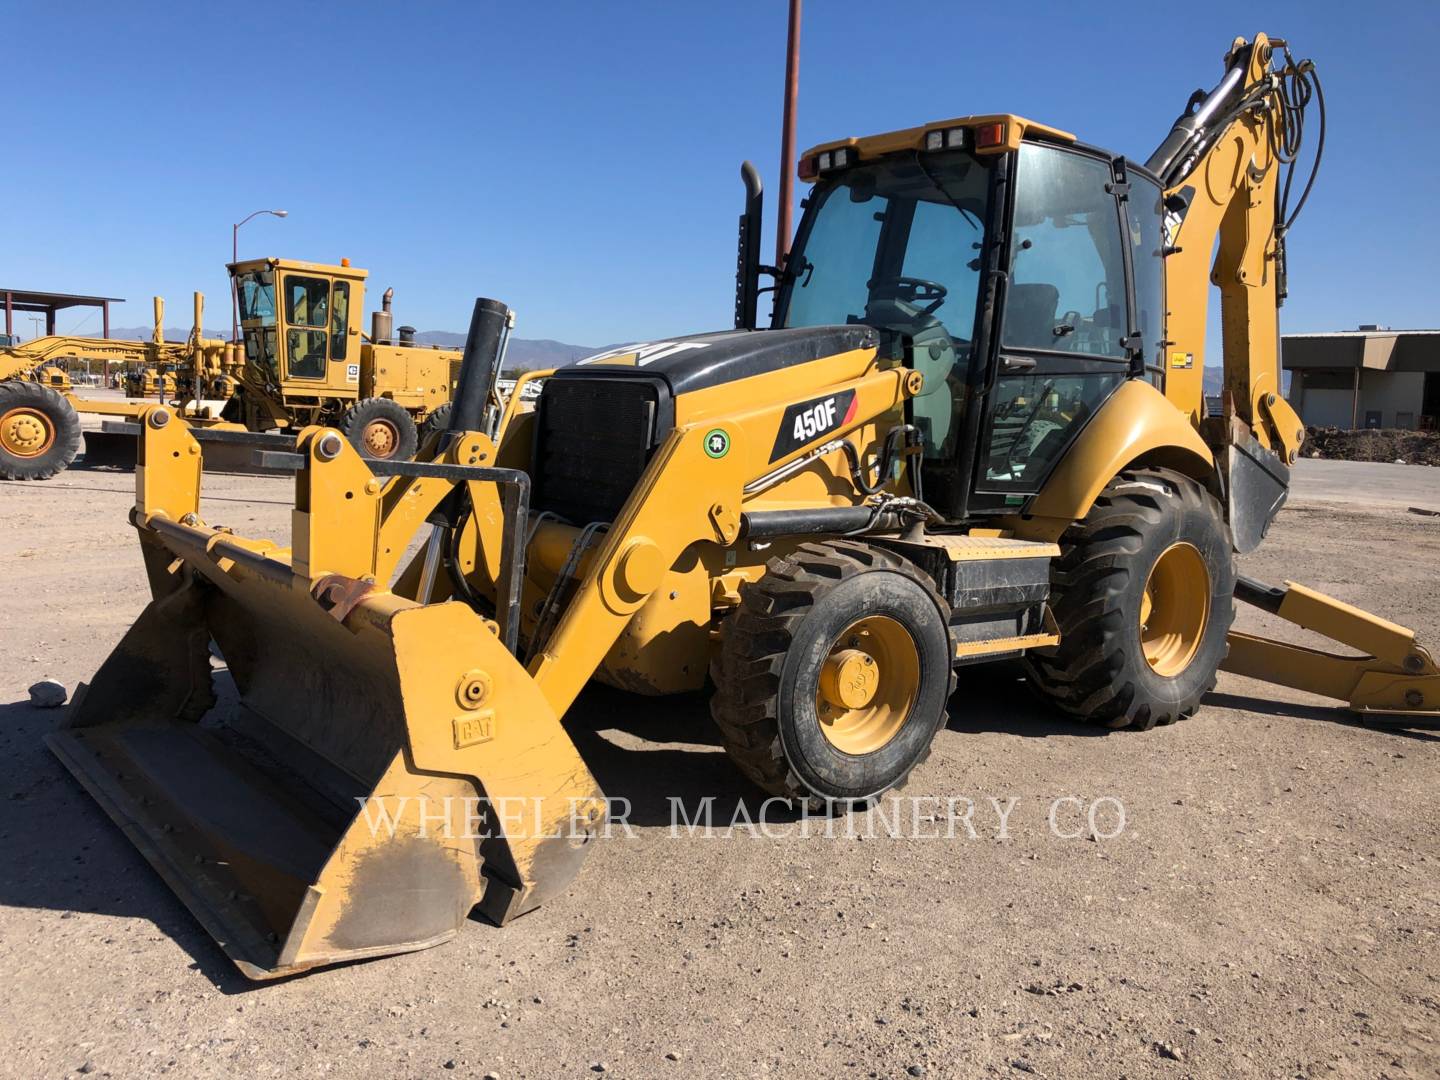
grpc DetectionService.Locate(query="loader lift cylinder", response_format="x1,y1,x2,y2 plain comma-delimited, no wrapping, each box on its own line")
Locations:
419,296,515,603
450,297,512,443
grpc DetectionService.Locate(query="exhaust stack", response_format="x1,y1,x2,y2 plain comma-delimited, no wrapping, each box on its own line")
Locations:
371,287,395,344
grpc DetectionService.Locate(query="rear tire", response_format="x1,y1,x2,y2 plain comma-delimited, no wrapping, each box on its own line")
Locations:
339,397,419,461
710,540,954,806
420,402,453,444
0,380,81,481
1025,467,1235,730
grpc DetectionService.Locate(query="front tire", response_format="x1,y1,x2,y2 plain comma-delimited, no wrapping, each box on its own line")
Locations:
0,380,81,481
710,540,954,806
1025,467,1235,730
339,397,419,461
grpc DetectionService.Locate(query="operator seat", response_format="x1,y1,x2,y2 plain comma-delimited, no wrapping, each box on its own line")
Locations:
1005,283,1060,349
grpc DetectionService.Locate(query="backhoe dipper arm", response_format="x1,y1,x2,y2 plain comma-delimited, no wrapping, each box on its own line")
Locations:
1153,38,1436,723
1148,33,1323,552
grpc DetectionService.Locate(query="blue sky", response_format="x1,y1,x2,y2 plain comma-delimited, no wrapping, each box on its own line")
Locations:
5,1,1436,346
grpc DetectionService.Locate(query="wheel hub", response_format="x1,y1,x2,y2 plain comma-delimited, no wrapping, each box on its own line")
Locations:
363,418,399,457
814,615,920,756
0,407,55,458
1140,541,1211,677
819,649,879,710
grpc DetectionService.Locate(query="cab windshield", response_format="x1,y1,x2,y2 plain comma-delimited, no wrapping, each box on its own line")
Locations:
234,269,279,383
779,150,993,457
235,270,276,325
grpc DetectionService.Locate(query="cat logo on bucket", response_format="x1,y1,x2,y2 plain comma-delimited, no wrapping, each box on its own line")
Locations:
453,711,495,748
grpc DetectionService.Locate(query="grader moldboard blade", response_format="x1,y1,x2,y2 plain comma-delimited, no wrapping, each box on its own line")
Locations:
50,388,606,979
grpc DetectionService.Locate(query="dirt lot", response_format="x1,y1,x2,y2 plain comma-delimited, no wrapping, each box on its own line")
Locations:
1,457,1437,1079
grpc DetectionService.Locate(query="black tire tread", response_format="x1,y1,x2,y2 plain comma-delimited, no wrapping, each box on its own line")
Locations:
1025,467,1234,731
0,380,82,481
339,397,419,461
710,540,955,807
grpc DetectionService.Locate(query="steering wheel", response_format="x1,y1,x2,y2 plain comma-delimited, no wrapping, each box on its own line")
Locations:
872,276,948,315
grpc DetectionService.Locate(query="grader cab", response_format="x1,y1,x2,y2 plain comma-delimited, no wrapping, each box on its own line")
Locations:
228,258,461,460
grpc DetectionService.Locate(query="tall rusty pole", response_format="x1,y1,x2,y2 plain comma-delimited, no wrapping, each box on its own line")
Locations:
776,0,802,268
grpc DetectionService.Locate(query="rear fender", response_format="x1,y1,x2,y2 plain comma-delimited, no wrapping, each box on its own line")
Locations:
1006,380,1215,541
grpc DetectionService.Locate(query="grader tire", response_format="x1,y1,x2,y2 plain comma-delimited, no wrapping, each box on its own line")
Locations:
0,380,82,481
710,540,954,807
340,397,419,461
420,402,453,443
1024,467,1235,730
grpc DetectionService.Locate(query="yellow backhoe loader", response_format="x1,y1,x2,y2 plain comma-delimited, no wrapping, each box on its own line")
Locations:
0,261,460,480
50,34,1438,980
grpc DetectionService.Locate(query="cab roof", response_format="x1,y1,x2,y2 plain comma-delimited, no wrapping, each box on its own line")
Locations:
800,113,1075,171
227,257,368,280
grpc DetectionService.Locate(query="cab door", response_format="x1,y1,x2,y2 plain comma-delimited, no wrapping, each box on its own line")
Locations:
968,143,1142,513
278,273,354,394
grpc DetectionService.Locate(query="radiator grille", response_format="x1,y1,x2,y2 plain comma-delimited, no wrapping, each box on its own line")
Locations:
533,378,661,525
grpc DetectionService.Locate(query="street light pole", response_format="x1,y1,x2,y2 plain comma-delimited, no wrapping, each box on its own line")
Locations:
231,208,288,342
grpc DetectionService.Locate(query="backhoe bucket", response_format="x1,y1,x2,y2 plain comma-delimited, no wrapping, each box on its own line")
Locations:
49,492,605,979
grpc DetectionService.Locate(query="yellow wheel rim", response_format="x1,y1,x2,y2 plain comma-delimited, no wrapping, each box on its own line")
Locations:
815,615,919,755
362,418,399,457
1139,542,1210,677
0,406,56,458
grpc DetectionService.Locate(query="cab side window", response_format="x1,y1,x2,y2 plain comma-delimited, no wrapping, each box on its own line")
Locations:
331,281,350,362
1005,145,1128,360
979,145,1131,496
284,276,330,378
1128,175,1166,380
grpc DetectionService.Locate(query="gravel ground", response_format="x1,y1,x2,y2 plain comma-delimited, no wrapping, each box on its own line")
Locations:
1,458,1437,1079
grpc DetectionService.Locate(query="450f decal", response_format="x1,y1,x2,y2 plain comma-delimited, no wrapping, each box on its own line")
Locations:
769,389,858,462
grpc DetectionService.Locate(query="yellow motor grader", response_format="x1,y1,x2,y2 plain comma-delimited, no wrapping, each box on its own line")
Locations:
223,258,462,459
0,297,238,479
50,34,1437,980
0,261,460,480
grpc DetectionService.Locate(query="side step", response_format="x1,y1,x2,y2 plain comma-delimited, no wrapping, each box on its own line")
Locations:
875,534,1062,665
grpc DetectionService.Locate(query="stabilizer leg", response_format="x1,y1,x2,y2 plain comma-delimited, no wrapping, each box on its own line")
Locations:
1223,576,1440,724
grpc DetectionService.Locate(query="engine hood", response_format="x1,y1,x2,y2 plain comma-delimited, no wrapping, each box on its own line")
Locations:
556,325,879,396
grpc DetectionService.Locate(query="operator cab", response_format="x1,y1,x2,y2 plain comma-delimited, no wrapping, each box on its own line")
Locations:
772,116,1167,518
231,258,364,391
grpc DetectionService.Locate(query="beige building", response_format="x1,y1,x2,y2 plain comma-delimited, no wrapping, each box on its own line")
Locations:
1283,327,1440,430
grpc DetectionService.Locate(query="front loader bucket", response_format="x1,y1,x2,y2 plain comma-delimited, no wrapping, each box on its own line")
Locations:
49,531,606,980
